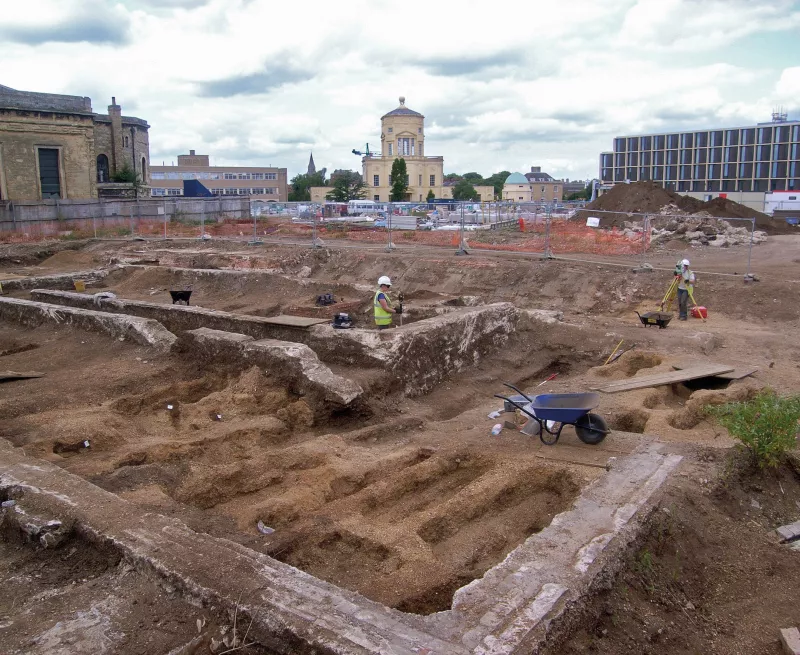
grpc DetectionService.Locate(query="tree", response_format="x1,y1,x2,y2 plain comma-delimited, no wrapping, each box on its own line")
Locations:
426,189,435,202
390,158,409,202
443,173,463,184
325,171,366,202
452,179,480,201
288,172,326,201
482,171,512,199
462,172,483,184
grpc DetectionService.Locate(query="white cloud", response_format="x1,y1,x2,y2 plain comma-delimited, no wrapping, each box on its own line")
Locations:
2,0,799,181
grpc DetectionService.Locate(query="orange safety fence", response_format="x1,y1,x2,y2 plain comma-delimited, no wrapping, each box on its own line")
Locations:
0,215,650,257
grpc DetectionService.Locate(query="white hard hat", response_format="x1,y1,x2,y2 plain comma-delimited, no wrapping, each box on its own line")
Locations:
378,276,392,286
681,259,690,266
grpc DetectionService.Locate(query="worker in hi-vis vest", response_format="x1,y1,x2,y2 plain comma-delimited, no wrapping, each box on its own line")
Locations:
374,276,402,329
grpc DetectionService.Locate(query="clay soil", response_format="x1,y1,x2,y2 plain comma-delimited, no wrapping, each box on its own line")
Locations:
1,236,800,653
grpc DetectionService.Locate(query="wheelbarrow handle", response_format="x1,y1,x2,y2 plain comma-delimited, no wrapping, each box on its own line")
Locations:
494,394,538,420
501,382,533,402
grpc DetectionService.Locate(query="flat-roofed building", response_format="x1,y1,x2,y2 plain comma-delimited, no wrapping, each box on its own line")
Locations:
599,113,800,210
150,151,287,200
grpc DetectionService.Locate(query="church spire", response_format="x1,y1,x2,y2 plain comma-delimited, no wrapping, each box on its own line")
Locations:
307,152,316,175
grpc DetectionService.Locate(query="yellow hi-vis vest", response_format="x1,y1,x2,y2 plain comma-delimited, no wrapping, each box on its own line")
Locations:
374,289,393,326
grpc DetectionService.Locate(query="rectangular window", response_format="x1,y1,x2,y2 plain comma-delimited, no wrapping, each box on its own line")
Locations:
224,173,237,180
265,187,277,194
398,138,414,156
252,188,265,194
387,127,393,133
388,143,393,156
265,172,277,180
167,188,182,196
224,188,237,195
37,148,61,198
238,188,249,195
150,188,166,196
252,173,264,180
373,175,379,187
388,175,392,184
429,174,435,186
419,175,422,186
151,172,165,179
374,194,380,201
418,127,422,134
238,173,250,180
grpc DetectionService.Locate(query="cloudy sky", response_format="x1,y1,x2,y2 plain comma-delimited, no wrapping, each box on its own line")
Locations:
3,0,800,181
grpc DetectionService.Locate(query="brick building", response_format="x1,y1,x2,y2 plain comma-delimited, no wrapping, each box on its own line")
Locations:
0,84,150,201
150,151,288,200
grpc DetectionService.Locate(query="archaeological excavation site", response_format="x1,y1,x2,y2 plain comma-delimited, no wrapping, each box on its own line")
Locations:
2,225,800,654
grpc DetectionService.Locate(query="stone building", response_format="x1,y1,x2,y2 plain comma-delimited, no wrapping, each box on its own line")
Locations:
0,84,149,201
361,97,447,203
502,167,563,202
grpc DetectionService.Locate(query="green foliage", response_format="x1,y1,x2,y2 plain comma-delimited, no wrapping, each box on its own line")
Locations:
462,172,483,183
426,189,435,202
566,184,592,201
443,173,463,183
110,162,138,183
325,171,366,202
390,158,409,202
482,170,511,199
451,178,480,201
288,172,327,201
706,390,800,468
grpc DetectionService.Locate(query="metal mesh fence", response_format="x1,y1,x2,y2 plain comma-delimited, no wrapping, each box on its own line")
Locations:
0,198,757,275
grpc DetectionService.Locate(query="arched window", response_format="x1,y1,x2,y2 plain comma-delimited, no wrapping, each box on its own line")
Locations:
96,154,109,183
141,157,147,181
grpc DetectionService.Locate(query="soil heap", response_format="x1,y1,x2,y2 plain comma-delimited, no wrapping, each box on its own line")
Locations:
578,181,791,235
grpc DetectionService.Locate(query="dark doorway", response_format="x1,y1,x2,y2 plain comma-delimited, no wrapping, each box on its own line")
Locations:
38,148,61,198
141,156,147,181
97,154,110,183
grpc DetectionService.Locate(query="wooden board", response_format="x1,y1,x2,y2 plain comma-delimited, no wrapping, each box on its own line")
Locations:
261,315,330,328
0,370,45,382
591,363,734,394
672,361,758,381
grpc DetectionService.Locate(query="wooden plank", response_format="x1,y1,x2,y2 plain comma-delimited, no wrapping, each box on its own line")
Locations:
672,361,758,381
0,370,45,382
592,363,734,393
260,315,330,328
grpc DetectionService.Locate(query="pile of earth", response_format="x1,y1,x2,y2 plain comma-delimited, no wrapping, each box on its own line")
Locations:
577,181,793,235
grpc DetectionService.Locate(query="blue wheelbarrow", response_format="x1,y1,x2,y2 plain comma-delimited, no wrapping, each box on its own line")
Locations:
495,382,609,446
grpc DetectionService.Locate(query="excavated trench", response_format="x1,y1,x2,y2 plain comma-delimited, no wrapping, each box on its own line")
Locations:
0,264,604,615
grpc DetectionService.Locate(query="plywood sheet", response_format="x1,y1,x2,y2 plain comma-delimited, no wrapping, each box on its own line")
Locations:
672,361,758,381
261,315,330,328
592,363,734,393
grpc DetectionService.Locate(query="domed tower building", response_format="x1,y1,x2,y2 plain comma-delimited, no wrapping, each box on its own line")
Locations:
362,97,444,202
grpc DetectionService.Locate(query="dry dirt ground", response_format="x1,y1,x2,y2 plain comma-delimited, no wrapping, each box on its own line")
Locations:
1,235,799,653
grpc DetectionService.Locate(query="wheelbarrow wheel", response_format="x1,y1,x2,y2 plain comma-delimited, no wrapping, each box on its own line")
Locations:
575,413,609,445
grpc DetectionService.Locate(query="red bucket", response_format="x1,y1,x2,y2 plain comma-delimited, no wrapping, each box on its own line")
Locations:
691,306,708,319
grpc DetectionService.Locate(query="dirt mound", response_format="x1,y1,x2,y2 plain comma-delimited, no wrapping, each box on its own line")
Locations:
579,182,792,235
38,250,99,269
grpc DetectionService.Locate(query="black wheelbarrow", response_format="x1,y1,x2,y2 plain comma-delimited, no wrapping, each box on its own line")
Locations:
495,382,609,446
169,290,192,305
635,311,672,329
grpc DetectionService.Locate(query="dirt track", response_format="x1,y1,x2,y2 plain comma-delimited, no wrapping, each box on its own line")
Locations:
1,236,800,652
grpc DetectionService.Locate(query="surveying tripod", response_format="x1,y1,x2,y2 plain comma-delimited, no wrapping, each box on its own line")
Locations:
660,275,701,315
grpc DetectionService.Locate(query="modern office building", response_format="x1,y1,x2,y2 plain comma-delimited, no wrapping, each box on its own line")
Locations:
150,151,287,200
599,113,800,206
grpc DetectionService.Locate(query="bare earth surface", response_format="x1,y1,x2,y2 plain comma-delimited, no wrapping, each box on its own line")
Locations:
1,234,799,653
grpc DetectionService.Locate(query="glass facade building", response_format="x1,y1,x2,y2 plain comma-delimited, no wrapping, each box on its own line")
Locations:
600,121,800,193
